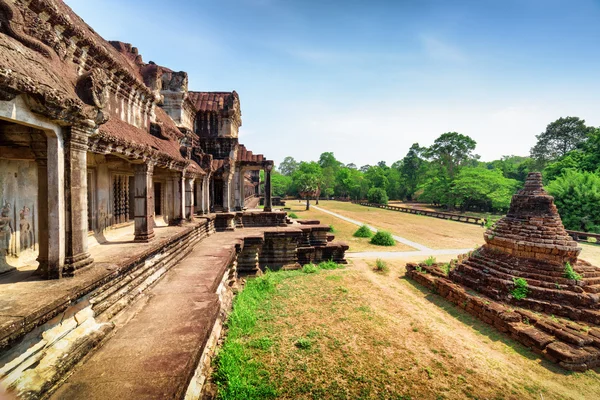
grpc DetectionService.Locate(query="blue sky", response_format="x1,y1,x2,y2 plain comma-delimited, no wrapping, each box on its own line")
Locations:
66,0,600,167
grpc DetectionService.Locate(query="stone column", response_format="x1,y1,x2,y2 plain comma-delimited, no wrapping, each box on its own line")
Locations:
33,154,49,277
133,163,155,242
235,168,245,211
195,177,203,215
223,174,231,212
168,173,184,225
264,165,273,212
185,177,195,220
63,125,93,276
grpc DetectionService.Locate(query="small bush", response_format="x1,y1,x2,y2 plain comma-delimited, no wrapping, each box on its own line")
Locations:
329,224,336,233
374,258,389,273
288,212,299,219
366,187,389,205
295,337,312,349
302,263,318,274
318,260,343,270
564,262,582,281
588,237,598,244
423,256,436,266
370,231,395,246
353,224,373,238
511,277,529,300
440,263,450,275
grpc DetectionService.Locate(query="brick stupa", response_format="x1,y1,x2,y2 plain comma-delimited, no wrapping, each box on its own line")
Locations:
407,172,600,370
450,172,600,319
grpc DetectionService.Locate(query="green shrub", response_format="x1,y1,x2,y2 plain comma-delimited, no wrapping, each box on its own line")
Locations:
329,224,336,233
511,277,529,300
374,258,389,273
366,187,389,205
440,263,450,275
423,256,436,266
588,237,598,244
301,263,318,274
318,260,343,270
370,231,395,246
353,224,373,238
295,337,312,349
288,212,298,219
564,262,582,281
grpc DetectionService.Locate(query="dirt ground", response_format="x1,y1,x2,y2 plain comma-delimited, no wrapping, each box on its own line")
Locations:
233,259,600,399
285,201,415,252
314,201,485,249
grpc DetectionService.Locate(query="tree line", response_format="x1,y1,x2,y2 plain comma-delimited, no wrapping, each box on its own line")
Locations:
270,116,600,233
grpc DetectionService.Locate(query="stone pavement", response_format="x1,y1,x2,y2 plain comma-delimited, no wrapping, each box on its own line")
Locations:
49,230,247,399
0,220,209,350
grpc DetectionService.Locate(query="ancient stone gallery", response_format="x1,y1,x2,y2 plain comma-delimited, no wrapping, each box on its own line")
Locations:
0,0,348,398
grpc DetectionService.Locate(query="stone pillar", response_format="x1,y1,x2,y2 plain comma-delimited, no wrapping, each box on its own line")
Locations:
235,168,245,211
133,163,155,242
199,175,206,214
264,165,273,212
185,177,195,220
34,155,49,277
168,173,184,225
223,174,231,212
63,125,93,276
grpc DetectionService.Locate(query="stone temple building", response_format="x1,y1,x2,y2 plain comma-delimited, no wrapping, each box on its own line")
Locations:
0,1,347,398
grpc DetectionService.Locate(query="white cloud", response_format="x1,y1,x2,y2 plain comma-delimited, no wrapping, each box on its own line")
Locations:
419,34,466,63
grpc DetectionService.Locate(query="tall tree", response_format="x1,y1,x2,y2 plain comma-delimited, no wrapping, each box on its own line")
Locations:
292,162,323,210
425,132,477,180
399,143,428,200
530,116,595,168
278,156,299,176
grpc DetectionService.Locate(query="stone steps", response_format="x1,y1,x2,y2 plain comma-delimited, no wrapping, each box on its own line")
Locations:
408,263,600,371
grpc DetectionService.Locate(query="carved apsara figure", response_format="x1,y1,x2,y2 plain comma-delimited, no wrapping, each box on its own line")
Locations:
19,206,32,251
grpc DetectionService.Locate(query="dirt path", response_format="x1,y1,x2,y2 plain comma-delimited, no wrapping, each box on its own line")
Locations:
313,205,474,258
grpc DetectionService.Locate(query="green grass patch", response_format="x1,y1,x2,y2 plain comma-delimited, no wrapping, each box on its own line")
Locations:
374,258,389,273
510,277,529,300
423,256,436,266
329,224,336,232
302,263,318,274
370,231,395,246
353,224,373,238
288,212,299,219
213,272,280,398
564,262,582,281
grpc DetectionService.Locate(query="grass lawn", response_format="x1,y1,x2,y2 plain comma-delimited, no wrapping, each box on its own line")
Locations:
284,201,415,252
315,201,485,249
213,260,600,399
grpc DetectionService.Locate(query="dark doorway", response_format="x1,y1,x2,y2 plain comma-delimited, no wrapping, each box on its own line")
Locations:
214,179,223,209
154,182,162,215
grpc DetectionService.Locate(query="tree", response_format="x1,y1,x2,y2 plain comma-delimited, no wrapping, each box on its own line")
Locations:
278,156,299,176
451,167,519,212
425,132,477,180
546,170,600,232
399,143,428,200
530,117,595,168
270,171,292,197
292,162,323,210
367,187,388,205
318,152,342,170
346,163,357,170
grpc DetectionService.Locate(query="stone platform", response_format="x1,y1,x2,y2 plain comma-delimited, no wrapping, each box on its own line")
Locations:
0,211,348,398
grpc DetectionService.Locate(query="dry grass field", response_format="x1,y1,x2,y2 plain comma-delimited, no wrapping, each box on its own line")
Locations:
284,201,415,252
215,259,600,399
315,201,484,249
